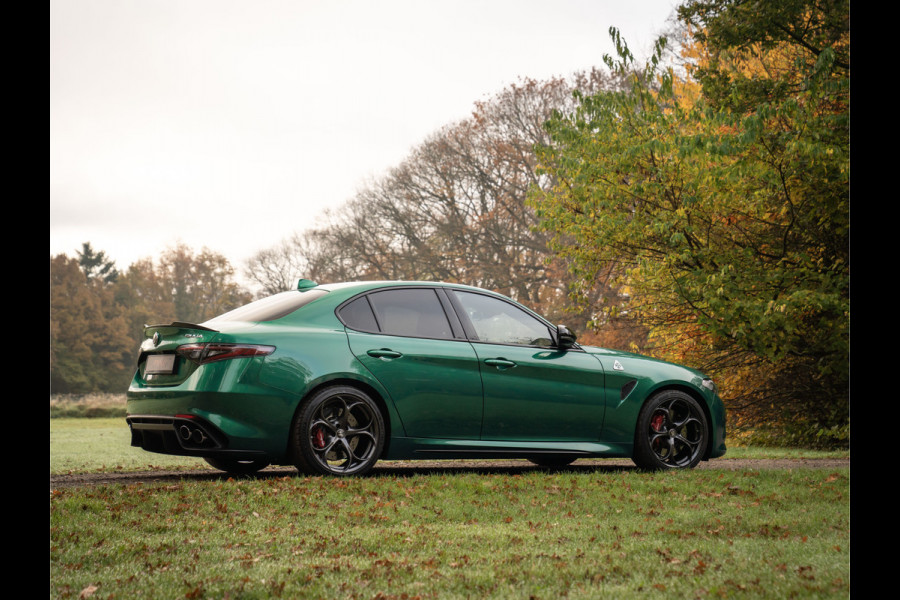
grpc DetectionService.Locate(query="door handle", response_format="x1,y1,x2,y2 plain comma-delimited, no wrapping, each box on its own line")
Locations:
484,358,516,369
367,349,403,359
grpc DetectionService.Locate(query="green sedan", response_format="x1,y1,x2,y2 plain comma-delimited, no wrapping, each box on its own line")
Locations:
126,280,726,475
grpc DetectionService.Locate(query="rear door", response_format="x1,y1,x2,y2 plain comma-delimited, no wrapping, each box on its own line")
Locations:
341,287,484,439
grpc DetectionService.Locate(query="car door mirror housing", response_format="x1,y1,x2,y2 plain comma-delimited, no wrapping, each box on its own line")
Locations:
557,325,577,349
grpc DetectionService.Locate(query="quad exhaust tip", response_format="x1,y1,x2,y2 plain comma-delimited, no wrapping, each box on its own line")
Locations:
178,423,210,446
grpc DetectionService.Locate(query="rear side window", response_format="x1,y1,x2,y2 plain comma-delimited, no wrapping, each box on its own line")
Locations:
206,289,329,324
369,289,453,339
343,288,454,339
339,296,379,332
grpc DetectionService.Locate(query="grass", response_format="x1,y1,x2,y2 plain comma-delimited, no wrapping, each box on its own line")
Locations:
50,416,850,598
50,466,850,599
717,446,848,460
50,418,204,474
49,416,849,476
51,393,127,419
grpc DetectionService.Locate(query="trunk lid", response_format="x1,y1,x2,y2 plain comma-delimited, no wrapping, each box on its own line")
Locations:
135,322,221,386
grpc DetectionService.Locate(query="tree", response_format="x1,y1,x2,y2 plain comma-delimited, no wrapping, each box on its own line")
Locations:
157,244,252,324
678,0,849,109
113,257,177,344
244,234,315,297
51,244,252,393
76,241,119,283
50,254,133,392
247,72,647,349
531,5,848,447
118,244,252,329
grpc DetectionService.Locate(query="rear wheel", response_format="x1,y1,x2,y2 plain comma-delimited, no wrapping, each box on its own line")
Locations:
633,390,708,470
204,457,270,475
292,386,385,476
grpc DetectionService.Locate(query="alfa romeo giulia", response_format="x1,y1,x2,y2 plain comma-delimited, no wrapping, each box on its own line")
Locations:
126,280,726,475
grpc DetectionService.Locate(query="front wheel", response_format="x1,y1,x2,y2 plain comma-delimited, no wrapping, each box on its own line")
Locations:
204,457,270,475
633,390,708,470
292,386,385,476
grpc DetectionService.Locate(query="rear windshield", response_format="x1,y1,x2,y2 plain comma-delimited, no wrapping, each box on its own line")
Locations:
205,289,329,324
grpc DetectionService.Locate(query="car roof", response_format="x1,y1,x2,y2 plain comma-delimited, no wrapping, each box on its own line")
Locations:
316,280,499,297
317,280,476,290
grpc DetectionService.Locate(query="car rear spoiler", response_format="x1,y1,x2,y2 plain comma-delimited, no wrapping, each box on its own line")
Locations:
142,322,219,339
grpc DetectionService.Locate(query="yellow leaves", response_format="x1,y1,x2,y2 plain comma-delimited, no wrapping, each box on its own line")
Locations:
678,24,711,66
671,75,703,111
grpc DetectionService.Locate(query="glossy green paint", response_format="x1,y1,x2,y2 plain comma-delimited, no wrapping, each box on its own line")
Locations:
473,343,606,441
582,345,727,458
347,331,483,439
126,280,727,468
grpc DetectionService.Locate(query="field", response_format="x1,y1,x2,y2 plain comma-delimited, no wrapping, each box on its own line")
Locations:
50,399,850,599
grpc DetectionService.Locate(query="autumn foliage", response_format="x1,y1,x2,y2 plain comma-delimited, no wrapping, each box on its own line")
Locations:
246,71,647,349
50,243,251,392
531,1,849,447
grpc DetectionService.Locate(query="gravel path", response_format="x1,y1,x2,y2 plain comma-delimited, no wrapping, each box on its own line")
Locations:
50,457,849,489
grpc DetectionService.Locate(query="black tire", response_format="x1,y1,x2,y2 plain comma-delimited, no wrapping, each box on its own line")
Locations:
204,457,270,475
633,390,708,470
527,455,578,468
292,386,385,476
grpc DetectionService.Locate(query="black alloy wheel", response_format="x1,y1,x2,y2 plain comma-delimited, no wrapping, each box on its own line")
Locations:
633,390,708,470
293,386,385,476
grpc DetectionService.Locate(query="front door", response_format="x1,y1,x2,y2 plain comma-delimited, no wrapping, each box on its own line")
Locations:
450,290,606,441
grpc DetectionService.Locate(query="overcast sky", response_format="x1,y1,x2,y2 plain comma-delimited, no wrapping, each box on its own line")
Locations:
50,0,678,276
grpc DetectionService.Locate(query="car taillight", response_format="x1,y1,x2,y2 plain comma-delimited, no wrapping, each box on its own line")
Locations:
176,343,276,365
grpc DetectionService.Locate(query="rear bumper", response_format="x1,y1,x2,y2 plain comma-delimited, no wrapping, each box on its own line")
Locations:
126,414,269,461
126,373,301,461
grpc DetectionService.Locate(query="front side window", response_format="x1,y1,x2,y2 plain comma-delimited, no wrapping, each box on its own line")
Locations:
452,291,553,347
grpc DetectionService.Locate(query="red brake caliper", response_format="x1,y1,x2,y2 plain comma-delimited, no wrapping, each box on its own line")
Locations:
313,426,326,449
650,414,665,432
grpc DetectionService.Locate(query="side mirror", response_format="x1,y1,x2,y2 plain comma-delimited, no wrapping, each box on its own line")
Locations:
557,325,577,349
